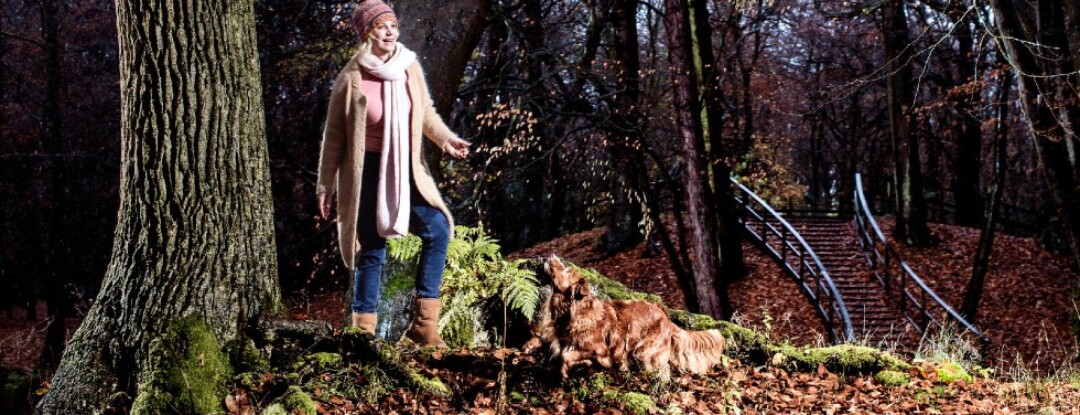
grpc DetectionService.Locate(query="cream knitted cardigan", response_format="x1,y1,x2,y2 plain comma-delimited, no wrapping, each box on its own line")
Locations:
316,53,457,270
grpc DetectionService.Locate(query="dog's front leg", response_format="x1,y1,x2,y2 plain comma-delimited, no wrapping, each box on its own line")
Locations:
559,349,593,378
522,336,543,354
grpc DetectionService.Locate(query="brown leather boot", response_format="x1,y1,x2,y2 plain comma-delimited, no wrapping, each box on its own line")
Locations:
351,312,377,334
404,298,448,349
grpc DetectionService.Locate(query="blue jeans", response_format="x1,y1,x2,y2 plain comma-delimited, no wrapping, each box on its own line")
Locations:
353,152,451,313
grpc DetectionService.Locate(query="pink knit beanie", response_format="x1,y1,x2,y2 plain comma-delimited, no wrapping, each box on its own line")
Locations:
351,0,397,38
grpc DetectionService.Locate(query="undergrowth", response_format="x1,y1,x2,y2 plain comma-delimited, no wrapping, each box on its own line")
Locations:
385,226,540,347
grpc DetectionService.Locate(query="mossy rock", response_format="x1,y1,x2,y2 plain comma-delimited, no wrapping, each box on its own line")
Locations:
600,390,656,415
936,361,973,384
667,309,769,357
574,266,664,303
301,352,343,371
229,338,269,374
278,385,317,415
569,373,611,400
340,328,450,396
874,370,910,387
771,344,909,374
133,315,233,415
261,403,288,415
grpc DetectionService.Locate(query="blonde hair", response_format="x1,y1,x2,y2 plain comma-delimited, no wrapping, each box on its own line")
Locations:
357,36,375,58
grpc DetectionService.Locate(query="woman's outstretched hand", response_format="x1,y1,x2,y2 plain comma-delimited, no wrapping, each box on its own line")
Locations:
318,191,334,220
443,137,471,159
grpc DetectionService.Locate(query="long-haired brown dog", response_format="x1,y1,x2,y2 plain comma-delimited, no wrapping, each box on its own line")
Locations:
525,256,726,380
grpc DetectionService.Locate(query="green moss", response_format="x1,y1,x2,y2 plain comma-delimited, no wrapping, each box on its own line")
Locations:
235,371,263,389
341,328,449,396
575,266,664,303
509,391,526,402
133,315,233,415
280,385,317,415
613,391,657,415
667,309,769,358
771,344,909,374
409,371,450,395
569,373,612,400
874,370,910,387
229,338,269,374
936,361,973,384
307,352,343,370
261,403,288,415
129,386,174,414
588,372,612,390
913,388,934,405
357,364,392,403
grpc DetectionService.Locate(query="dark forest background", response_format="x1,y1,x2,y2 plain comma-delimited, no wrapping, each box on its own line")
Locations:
2,0,1077,337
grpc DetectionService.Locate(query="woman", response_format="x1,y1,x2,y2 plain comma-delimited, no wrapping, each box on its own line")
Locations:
316,0,470,348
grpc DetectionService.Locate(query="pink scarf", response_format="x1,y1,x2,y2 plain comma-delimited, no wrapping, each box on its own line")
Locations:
361,43,417,238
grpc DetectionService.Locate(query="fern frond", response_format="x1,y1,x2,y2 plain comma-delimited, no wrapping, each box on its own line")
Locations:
501,260,540,321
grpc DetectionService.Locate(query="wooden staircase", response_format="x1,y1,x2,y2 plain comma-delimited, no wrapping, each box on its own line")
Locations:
782,215,920,352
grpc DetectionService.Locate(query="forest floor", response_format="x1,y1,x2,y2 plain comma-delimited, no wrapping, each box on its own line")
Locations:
508,218,1080,376
3,217,1080,414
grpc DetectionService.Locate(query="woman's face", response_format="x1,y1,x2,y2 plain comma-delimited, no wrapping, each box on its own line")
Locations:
370,20,399,59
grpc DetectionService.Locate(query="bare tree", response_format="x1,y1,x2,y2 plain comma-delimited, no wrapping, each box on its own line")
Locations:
988,0,1080,272
961,70,1011,323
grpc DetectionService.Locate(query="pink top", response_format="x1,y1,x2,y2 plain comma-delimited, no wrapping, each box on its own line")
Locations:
361,70,410,152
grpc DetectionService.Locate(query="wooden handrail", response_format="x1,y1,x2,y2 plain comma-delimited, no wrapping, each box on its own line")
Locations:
853,173,990,346
731,178,855,343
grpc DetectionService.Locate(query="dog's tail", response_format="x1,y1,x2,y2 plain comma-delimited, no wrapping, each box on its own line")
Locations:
670,328,726,374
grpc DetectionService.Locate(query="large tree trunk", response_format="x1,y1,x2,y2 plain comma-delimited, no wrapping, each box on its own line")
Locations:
883,0,934,245
692,0,746,281
396,0,492,183
396,0,491,115
662,0,727,318
989,0,1080,272
37,0,279,412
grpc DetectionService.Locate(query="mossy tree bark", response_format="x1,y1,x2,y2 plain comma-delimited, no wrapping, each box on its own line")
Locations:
37,0,279,413
691,0,746,281
661,0,727,319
